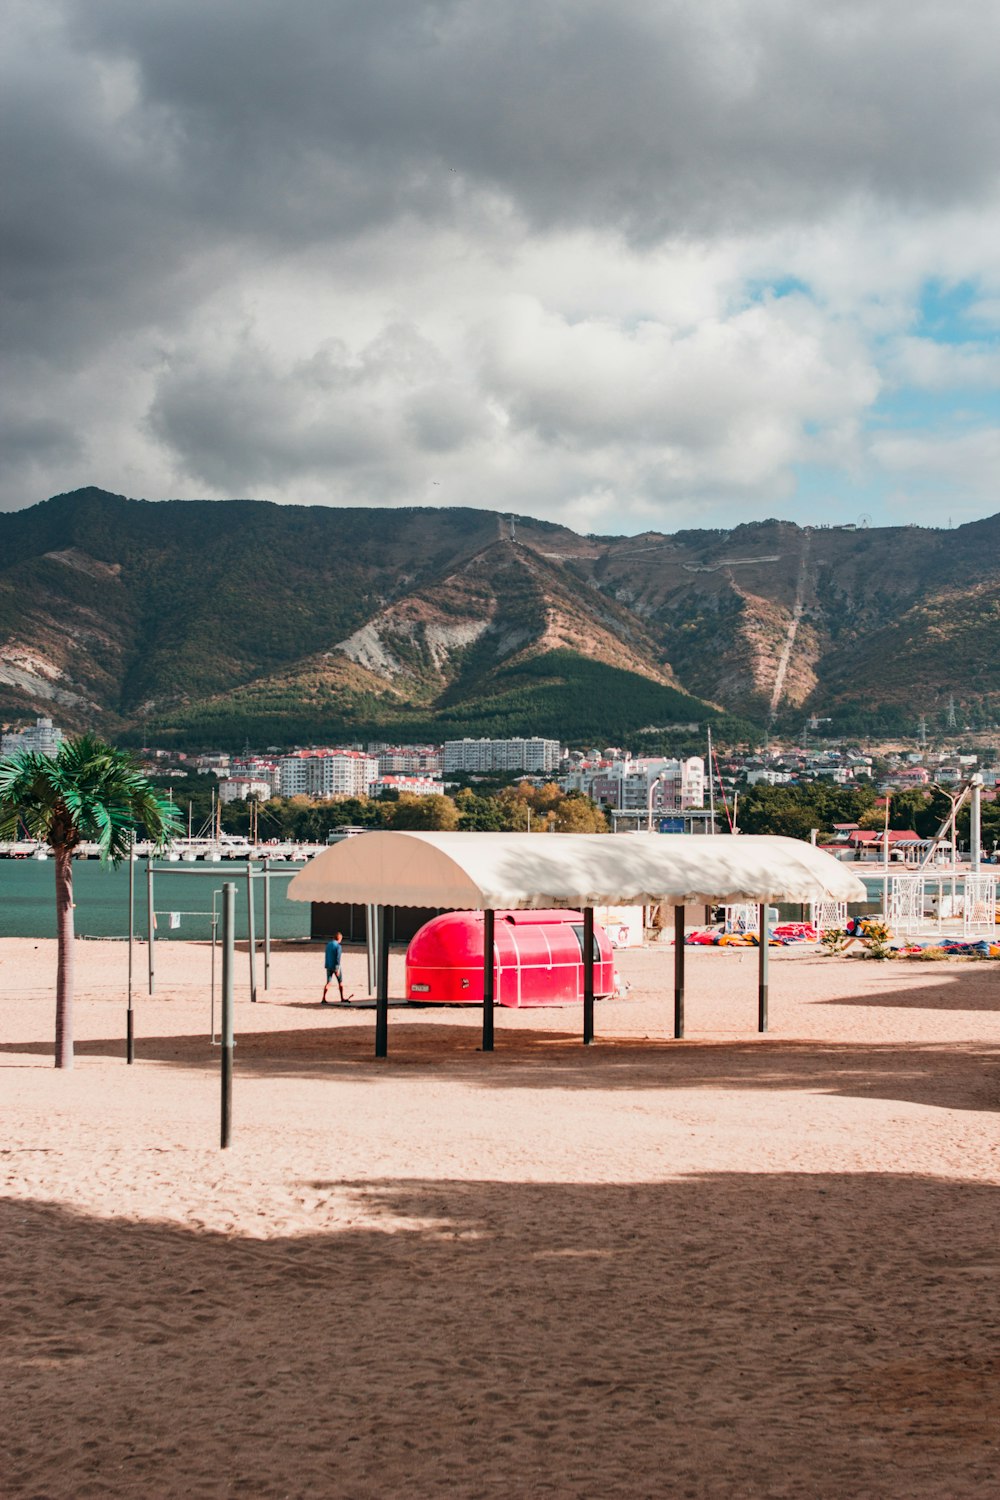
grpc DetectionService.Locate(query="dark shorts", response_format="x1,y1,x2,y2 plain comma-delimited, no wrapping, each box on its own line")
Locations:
326,966,343,981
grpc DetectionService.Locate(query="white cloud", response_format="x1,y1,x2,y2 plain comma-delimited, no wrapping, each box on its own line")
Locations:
884,338,1000,391
2,0,1000,529
871,425,1000,523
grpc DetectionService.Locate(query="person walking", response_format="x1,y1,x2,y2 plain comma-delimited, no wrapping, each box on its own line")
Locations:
322,931,349,1003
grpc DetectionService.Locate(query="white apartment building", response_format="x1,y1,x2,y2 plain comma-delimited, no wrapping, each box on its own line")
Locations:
443,738,562,775
746,769,795,787
230,756,281,793
193,752,231,776
1,716,65,757
377,747,443,775
370,774,444,798
563,756,705,812
279,750,380,800
218,777,273,804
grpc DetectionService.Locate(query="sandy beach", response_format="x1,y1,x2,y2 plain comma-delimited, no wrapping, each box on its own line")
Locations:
2,934,999,1498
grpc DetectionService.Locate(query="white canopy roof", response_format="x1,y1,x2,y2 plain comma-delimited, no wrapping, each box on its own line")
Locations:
287,831,867,910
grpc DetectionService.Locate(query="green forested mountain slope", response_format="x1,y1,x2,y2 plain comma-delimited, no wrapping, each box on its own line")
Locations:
1,487,998,746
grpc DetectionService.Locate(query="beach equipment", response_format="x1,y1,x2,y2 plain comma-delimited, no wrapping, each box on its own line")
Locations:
289,831,866,1056
405,908,615,1006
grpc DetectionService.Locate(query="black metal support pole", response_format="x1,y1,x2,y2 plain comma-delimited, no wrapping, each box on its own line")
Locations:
125,840,135,1062
146,854,155,995
758,901,769,1033
482,908,495,1052
246,858,257,1002
375,904,389,1058
582,907,594,1045
211,889,218,1041
221,882,235,1148
674,904,685,1039
263,856,271,991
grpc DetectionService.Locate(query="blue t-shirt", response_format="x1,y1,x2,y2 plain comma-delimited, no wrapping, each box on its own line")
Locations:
325,938,343,972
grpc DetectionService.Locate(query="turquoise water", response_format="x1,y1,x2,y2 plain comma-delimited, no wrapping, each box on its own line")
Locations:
0,859,312,940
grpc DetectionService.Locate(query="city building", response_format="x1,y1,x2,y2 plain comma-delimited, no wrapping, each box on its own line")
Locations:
193,752,231,777
745,768,785,787
888,766,931,789
1,716,65,757
278,750,380,800
218,777,273,804
562,755,705,812
370,774,444,799
376,746,443,776
443,738,562,775
230,756,281,793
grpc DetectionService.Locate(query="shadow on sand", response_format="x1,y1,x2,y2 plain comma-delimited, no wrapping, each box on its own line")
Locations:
3,987,999,1114
3,1171,999,1497
818,959,1000,1011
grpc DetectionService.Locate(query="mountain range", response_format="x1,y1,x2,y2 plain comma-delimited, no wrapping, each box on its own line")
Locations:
1,487,997,749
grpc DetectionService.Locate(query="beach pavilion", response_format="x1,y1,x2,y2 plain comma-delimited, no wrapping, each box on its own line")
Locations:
288,831,866,1056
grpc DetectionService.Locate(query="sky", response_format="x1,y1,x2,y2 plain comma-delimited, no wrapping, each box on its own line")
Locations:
2,0,999,535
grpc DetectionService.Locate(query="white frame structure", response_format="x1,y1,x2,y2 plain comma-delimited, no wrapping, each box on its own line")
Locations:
886,874,925,933
962,874,997,937
809,898,848,934
723,903,758,935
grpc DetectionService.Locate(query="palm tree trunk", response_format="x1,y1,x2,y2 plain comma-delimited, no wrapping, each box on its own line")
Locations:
54,845,75,1069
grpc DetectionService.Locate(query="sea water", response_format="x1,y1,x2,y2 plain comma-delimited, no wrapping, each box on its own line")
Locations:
0,859,312,941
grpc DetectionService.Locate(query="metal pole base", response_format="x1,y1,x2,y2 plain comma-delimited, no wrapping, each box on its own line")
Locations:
582,907,594,1045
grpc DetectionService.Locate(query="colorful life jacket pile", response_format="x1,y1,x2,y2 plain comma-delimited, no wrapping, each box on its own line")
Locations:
891,938,1000,958
684,923,819,948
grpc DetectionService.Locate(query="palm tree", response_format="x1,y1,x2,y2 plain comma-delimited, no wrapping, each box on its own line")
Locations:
0,735,182,1068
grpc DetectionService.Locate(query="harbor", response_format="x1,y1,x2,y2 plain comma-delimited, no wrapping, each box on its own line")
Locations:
0,838,330,862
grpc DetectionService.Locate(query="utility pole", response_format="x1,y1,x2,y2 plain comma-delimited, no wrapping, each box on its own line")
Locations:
881,792,891,922
707,726,716,834
970,774,983,871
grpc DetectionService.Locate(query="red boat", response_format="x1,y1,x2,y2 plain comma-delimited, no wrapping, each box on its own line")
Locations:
405,909,615,1007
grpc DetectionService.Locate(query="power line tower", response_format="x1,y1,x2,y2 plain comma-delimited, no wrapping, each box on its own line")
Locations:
917,715,928,751
946,695,958,732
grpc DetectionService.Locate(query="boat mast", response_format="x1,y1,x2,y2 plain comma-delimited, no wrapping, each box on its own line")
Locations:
707,726,716,834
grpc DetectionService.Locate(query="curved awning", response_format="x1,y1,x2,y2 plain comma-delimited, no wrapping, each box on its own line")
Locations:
287,831,867,910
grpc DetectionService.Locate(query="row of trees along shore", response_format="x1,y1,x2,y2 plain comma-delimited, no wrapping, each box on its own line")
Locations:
213,778,1000,846
219,782,610,838
736,781,1000,847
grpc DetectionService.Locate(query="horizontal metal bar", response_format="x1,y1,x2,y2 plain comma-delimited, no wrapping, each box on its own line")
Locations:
153,910,219,917
149,866,299,877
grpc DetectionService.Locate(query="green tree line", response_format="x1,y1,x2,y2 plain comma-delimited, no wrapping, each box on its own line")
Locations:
160,777,608,839
735,781,1000,849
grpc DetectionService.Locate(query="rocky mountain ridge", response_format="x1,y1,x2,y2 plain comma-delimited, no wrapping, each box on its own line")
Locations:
0,488,996,746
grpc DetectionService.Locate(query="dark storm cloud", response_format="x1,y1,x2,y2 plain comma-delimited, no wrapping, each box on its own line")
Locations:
145,323,495,491
0,412,82,475
7,0,997,361
63,0,1000,247
2,0,999,520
